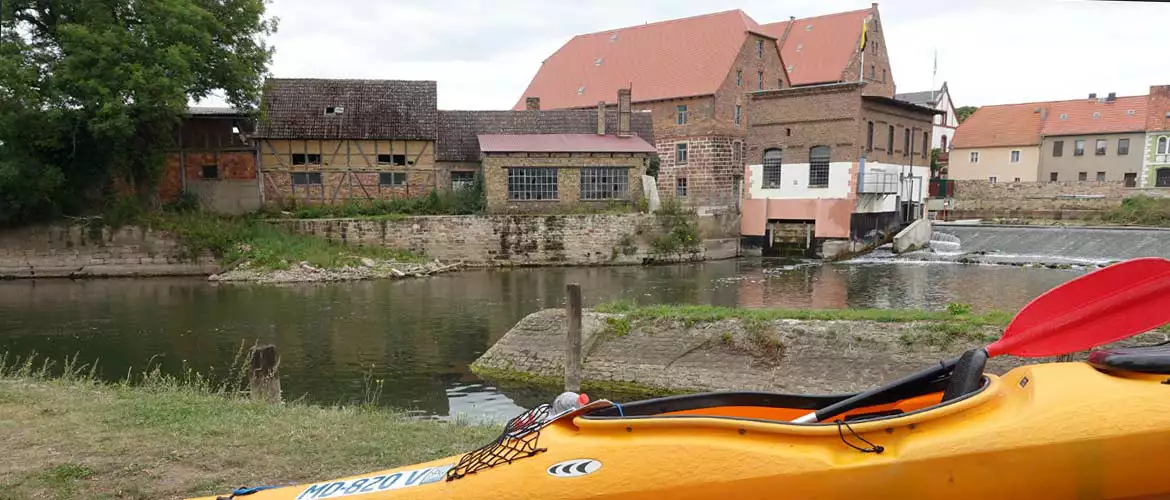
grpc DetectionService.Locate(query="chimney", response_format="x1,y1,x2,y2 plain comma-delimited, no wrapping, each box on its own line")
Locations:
777,16,797,50
617,88,632,137
597,101,606,135
525,97,540,111
1088,93,1097,99
1107,92,1117,102
872,2,878,9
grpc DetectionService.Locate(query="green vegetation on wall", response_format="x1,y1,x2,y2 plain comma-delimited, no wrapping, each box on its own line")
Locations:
0,0,277,227
647,199,701,260
272,174,486,219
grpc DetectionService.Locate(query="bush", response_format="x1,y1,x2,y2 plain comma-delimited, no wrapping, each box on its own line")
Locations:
946,302,972,316
1101,196,1170,226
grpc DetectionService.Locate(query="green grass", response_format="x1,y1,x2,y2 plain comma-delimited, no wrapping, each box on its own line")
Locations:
594,301,1014,326
149,211,421,270
1099,196,1170,226
0,353,497,500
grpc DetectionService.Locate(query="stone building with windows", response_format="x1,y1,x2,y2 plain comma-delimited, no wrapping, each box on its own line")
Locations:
741,82,936,258
251,78,655,211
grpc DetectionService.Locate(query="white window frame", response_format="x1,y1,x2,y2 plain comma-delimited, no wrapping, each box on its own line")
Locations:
1010,150,1021,163
969,151,979,163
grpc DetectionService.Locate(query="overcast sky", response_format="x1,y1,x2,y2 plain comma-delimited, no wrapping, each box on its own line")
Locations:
239,0,1170,110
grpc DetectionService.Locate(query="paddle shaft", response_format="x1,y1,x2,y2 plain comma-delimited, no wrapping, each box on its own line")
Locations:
793,358,958,424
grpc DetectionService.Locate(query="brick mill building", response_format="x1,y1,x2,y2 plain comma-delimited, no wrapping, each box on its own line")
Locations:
515,10,788,214
515,4,895,217
741,83,936,258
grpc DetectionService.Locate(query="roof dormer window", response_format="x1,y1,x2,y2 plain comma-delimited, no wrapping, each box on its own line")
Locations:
324,106,344,115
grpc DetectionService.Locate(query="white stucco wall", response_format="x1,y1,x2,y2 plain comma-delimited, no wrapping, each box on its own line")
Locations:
747,161,853,200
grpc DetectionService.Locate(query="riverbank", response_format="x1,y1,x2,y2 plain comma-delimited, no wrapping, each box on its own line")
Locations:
472,304,1168,395
0,368,496,500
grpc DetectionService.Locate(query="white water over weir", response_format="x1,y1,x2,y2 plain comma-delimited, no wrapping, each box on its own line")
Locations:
929,224,1170,265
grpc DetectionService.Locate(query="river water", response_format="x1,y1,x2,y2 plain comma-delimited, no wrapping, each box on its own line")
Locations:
0,259,1085,422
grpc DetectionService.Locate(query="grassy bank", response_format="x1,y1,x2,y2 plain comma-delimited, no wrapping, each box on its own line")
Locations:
150,211,421,270
1100,196,1170,226
0,358,495,500
595,301,1013,326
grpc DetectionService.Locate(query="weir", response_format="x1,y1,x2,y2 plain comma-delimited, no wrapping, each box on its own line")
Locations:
932,224,1170,264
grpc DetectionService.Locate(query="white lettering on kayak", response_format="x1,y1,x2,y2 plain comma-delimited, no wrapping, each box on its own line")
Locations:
294,465,451,499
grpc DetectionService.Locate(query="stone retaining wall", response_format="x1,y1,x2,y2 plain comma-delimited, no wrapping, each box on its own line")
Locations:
473,309,1164,394
273,213,738,266
0,224,217,279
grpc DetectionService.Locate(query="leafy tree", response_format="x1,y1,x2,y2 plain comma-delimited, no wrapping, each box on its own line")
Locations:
955,106,979,123
0,0,277,226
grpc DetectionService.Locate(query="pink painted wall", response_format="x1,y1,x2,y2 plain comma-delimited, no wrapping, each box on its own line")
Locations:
739,164,855,239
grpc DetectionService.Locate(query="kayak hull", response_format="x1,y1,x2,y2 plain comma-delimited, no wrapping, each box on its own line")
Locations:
192,363,1170,500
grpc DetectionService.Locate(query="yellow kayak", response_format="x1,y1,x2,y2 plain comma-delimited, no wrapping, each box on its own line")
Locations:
192,343,1170,500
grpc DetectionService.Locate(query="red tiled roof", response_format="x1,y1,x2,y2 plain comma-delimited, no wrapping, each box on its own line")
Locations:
954,95,1151,149
512,10,764,110
951,103,1046,149
1041,96,1147,136
477,134,657,153
761,8,871,86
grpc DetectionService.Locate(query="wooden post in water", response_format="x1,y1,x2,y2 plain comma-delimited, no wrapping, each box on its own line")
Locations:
249,344,282,403
565,283,583,393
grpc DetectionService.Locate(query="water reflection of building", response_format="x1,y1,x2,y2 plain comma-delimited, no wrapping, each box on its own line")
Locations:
735,263,848,309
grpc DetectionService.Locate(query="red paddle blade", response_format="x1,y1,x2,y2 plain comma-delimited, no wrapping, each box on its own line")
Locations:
987,257,1170,358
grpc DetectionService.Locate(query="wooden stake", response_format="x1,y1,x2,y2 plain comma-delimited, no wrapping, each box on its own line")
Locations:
248,344,282,403
565,283,583,393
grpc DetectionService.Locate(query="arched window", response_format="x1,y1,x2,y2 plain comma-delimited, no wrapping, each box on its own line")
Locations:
941,135,948,151
1159,137,1169,155
762,149,783,188
809,146,830,188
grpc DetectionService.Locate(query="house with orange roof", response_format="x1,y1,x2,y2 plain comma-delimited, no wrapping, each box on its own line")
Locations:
952,90,1158,185
1038,93,1146,185
949,103,1047,182
513,4,894,214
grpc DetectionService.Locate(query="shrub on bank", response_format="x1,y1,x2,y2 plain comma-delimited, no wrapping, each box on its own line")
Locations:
1100,196,1170,226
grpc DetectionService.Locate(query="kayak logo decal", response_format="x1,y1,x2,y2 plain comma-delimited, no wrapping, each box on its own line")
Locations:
547,459,602,478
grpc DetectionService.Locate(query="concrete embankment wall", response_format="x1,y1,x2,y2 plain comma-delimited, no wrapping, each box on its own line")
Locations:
937,180,1170,220
934,224,1170,262
0,224,218,279
274,213,740,267
471,309,1166,395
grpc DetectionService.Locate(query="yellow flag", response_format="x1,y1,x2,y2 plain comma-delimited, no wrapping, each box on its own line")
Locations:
859,19,868,51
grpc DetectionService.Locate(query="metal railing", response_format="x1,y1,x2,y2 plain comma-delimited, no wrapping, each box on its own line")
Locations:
858,171,900,194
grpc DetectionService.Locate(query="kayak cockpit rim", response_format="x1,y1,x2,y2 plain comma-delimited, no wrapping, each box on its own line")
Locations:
572,375,1001,436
